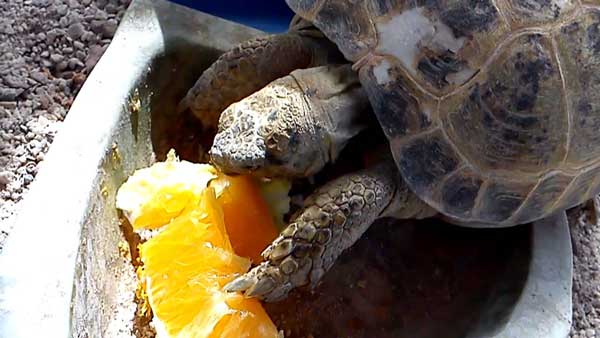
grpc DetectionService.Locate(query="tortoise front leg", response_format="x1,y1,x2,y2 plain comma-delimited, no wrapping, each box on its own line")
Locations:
178,31,340,129
224,160,432,301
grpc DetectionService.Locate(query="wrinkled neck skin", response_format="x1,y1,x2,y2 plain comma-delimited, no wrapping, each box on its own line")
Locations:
209,65,370,179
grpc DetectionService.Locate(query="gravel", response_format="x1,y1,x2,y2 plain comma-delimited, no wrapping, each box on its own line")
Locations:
0,0,130,246
0,0,598,337
569,202,600,338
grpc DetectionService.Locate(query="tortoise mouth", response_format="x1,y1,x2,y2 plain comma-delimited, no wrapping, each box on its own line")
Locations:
209,131,267,174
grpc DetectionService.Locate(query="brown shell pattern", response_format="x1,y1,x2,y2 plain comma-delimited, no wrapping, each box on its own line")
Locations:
286,0,600,226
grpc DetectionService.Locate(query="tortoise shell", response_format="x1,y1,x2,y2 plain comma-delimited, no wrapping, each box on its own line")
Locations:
285,0,600,226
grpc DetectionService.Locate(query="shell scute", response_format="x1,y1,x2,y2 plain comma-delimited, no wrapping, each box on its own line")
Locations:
285,0,320,16
476,179,534,224
504,0,578,27
313,0,377,61
395,130,460,198
511,172,573,224
444,33,567,175
555,10,600,165
556,166,600,211
370,1,508,94
359,57,435,139
438,167,483,220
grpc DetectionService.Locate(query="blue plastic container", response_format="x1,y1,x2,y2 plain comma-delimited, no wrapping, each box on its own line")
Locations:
169,0,294,32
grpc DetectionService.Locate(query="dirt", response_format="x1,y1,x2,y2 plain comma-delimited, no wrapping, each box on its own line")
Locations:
0,1,599,337
568,202,600,338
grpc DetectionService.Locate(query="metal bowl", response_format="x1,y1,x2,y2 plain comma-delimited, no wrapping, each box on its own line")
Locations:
0,1,573,337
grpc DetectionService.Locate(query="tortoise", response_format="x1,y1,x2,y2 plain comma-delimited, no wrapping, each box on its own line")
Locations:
178,1,600,302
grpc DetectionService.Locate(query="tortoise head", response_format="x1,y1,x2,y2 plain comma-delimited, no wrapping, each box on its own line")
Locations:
209,80,330,178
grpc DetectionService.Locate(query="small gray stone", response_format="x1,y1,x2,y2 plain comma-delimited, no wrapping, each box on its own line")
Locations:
59,71,74,79
22,174,34,185
30,71,47,84
73,40,84,50
56,60,68,72
62,47,73,54
46,29,62,44
3,75,28,89
56,5,68,16
105,4,118,14
102,19,118,38
67,12,82,26
49,53,63,64
0,172,11,188
0,88,22,101
0,25,15,35
90,20,104,34
40,50,49,58
75,50,86,60
81,31,96,42
67,23,84,40
38,94,52,109
59,16,69,28
41,59,53,68
94,10,109,21
32,0,49,6
95,0,108,9
68,57,83,69
86,44,105,70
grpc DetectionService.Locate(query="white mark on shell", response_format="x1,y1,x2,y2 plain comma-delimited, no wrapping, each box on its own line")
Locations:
372,59,392,85
375,7,466,77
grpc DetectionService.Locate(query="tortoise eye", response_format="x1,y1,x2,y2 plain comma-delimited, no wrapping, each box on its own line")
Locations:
265,133,288,154
265,134,280,150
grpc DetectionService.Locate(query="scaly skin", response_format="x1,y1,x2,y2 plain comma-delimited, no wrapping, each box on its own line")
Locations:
178,31,341,130
223,160,435,301
209,64,369,178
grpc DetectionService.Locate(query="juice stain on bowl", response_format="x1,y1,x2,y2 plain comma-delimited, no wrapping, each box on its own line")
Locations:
116,150,284,338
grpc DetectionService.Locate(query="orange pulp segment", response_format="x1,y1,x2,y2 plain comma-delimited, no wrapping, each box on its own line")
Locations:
116,150,217,230
212,174,279,263
138,188,279,338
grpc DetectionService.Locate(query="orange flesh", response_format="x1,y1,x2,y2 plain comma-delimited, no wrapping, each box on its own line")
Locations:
117,156,282,337
213,175,279,263
137,188,279,338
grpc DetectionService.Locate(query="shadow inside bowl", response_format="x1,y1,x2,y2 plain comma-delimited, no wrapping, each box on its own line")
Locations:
264,218,531,338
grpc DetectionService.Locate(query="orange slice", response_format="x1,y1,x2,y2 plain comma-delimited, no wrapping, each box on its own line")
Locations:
137,188,279,338
212,175,279,263
116,150,217,230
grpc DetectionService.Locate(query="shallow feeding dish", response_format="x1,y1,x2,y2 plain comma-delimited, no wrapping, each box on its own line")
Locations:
0,0,573,337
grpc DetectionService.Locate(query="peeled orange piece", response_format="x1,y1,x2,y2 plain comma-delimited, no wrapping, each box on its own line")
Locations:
208,294,278,338
257,178,291,230
116,150,217,230
116,150,286,337
138,188,279,338
212,175,279,263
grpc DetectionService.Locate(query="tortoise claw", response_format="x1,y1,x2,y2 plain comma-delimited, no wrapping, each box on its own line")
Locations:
223,274,256,293
223,262,294,302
